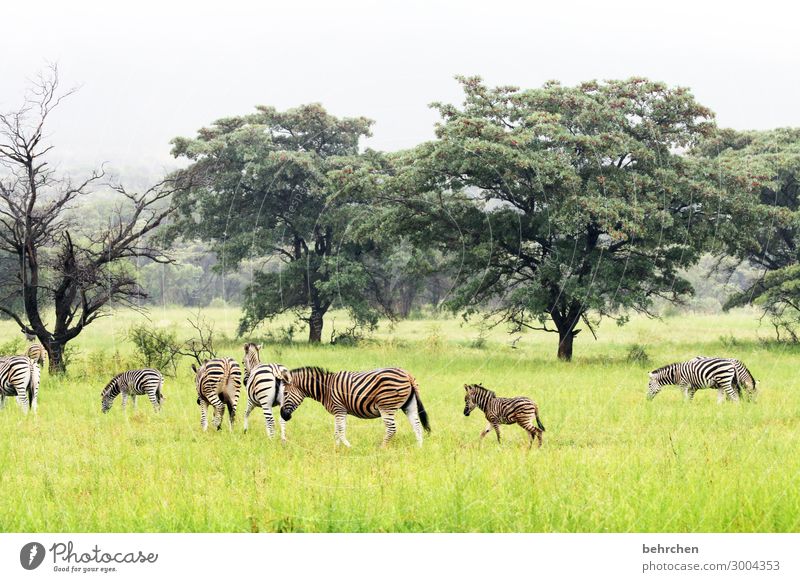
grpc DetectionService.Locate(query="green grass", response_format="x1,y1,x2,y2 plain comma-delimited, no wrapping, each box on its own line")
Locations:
1,307,799,532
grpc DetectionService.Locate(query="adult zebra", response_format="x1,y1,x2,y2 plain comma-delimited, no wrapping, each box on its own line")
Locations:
692,356,757,400
0,356,40,414
101,368,164,413
192,358,242,431
647,357,739,402
280,366,430,447
25,343,46,367
242,343,291,440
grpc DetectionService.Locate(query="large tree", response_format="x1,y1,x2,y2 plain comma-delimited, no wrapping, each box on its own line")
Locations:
0,67,175,373
694,128,800,338
170,104,393,342
383,76,721,360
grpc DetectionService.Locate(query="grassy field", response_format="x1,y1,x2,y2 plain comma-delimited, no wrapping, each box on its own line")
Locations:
1,307,798,532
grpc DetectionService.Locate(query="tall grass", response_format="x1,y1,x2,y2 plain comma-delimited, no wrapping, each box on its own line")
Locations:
0,307,798,532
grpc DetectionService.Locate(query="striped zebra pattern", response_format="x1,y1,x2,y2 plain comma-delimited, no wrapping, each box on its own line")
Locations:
244,363,291,440
25,343,46,367
463,384,545,448
280,366,431,447
648,357,738,402
192,358,242,431
0,356,40,414
242,343,262,385
101,368,164,413
692,356,757,400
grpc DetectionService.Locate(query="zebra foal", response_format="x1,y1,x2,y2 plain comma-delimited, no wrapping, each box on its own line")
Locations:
463,383,545,448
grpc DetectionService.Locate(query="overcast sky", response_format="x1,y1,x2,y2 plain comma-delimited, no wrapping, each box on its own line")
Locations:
2,0,798,177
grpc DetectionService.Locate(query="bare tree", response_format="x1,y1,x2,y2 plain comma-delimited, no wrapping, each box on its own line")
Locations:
0,65,176,373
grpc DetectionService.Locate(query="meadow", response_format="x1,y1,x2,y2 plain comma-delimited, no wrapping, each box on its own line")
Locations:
1,307,798,533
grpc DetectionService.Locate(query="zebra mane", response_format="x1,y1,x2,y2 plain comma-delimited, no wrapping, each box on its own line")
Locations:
649,362,679,375
467,383,496,398
291,366,331,376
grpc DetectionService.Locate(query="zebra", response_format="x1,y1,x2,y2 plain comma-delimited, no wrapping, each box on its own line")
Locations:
463,383,545,448
280,366,431,447
0,356,40,414
25,343,46,367
101,369,165,413
243,363,292,440
192,358,242,431
691,356,758,400
242,342,262,385
647,357,739,402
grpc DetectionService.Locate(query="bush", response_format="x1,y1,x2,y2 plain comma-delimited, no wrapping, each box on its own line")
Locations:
0,337,24,357
128,324,181,375
626,343,650,363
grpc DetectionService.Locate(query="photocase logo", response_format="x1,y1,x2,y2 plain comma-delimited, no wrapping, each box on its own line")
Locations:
20,542,46,570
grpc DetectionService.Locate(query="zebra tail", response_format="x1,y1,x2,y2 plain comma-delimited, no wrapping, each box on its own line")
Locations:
26,362,35,407
408,376,431,433
534,404,545,432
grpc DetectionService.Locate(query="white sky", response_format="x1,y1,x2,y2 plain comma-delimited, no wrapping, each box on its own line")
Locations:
2,0,799,177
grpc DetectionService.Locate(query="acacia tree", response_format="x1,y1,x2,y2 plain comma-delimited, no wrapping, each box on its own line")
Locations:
694,128,800,339
383,76,721,360
0,67,176,373
170,104,394,342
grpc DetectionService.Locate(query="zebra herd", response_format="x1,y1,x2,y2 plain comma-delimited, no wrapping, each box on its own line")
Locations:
0,341,758,449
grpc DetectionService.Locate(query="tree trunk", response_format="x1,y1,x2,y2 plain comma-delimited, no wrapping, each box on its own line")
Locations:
308,309,324,343
48,341,67,374
557,330,575,361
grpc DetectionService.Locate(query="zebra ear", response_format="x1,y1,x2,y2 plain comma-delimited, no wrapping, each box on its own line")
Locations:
464,384,469,391
257,344,262,350
191,364,198,373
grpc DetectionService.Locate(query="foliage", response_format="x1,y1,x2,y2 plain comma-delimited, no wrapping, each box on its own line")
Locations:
128,323,181,375
384,76,720,359
170,104,395,343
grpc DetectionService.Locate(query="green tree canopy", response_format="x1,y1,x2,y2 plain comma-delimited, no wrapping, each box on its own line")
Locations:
170,104,394,342
382,76,722,359
694,128,800,338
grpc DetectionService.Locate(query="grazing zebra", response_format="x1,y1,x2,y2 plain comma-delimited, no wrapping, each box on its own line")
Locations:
691,356,758,400
463,384,545,448
647,357,738,402
0,356,40,414
244,363,291,440
25,343,46,367
101,368,165,413
192,358,242,431
280,366,431,447
242,342,262,385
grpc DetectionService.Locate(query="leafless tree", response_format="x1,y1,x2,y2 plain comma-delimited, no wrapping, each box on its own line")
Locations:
0,65,177,373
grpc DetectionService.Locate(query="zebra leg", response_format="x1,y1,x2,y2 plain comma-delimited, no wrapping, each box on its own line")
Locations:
122,392,128,410
479,422,492,440
243,400,254,433
492,423,501,443
379,410,397,448
263,405,275,439
0,395,5,409
334,413,351,447
199,400,209,431
279,416,287,444
404,405,424,447
132,395,138,410
147,388,160,412
723,379,739,402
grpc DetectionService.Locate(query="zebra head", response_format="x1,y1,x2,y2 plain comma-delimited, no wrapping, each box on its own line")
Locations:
100,376,118,413
280,387,303,422
463,384,487,416
243,343,262,374
647,364,678,400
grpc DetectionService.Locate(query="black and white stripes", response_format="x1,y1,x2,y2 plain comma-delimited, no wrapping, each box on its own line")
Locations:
647,357,744,402
280,366,431,447
192,358,242,431
463,383,545,447
0,356,40,414
101,368,165,413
